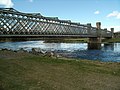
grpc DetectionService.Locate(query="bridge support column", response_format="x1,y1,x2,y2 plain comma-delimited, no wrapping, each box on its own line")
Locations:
88,37,101,49
111,28,114,38
87,23,91,34
88,22,102,50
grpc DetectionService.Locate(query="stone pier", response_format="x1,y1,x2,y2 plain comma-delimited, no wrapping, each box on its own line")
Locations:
88,22,102,50
110,28,114,38
88,37,101,49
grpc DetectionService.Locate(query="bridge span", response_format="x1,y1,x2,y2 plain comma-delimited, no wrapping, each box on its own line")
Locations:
0,8,114,49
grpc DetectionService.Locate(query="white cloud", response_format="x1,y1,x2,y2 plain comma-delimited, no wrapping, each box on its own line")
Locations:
117,13,120,19
94,11,100,14
0,0,13,8
107,11,120,19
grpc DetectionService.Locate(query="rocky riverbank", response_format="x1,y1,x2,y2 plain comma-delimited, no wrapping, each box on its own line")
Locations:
0,48,62,59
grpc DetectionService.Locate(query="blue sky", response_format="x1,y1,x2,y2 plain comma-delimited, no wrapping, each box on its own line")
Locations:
0,0,120,32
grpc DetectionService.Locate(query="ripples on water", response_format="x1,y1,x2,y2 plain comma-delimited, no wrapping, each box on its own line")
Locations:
0,41,120,62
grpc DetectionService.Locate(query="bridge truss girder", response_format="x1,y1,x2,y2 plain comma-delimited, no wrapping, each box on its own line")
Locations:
0,8,112,38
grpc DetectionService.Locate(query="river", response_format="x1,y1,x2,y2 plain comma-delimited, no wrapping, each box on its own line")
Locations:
0,41,120,62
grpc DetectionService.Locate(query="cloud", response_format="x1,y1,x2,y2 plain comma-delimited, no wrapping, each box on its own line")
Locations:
0,0,13,8
94,11,100,14
117,13,120,19
107,11,120,19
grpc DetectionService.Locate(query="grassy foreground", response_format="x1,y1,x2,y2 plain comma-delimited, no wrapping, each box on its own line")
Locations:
0,50,120,90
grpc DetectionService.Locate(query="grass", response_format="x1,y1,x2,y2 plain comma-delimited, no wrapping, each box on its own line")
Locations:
0,50,120,90
1,37,120,43
0,38,89,43
44,38,88,43
102,38,120,43
42,38,120,43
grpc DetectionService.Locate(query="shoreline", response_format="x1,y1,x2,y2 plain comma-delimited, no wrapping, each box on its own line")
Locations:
0,43,120,63
0,38,120,43
0,49,120,90
0,48,119,63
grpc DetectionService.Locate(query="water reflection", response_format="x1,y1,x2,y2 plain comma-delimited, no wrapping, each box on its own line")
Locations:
102,43,114,51
114,43,120,52
0,41,120,62
44,43,62,51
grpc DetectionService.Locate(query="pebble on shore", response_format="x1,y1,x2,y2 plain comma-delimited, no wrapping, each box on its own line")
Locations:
0,48,61,58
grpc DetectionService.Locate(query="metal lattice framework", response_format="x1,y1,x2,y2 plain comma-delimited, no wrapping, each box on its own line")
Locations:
0,8,112,38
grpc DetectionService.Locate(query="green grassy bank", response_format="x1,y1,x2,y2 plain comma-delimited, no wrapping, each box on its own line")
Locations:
1,37,120,43
0,50,120,90
102,38,120,43
44,38,88,43
0,38,88,43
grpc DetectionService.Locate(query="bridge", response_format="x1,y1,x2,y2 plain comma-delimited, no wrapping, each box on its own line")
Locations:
0,8,114,49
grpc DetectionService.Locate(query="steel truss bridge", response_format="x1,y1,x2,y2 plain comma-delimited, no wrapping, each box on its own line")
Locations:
0,8,112,38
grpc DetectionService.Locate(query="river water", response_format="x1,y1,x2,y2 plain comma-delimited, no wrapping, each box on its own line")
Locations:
0,41,120,62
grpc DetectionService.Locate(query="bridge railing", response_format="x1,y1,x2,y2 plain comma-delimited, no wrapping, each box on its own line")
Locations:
0,8,112,38
100,29,112,38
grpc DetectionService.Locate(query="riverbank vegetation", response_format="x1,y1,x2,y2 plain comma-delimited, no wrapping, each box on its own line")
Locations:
45,38,120,43
0,50,120,90
44,38,88,43
0,37,89,43
102,38,120,43
1,37,120,43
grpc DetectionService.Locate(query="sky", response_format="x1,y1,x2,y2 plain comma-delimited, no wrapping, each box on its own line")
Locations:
0,0,120,32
